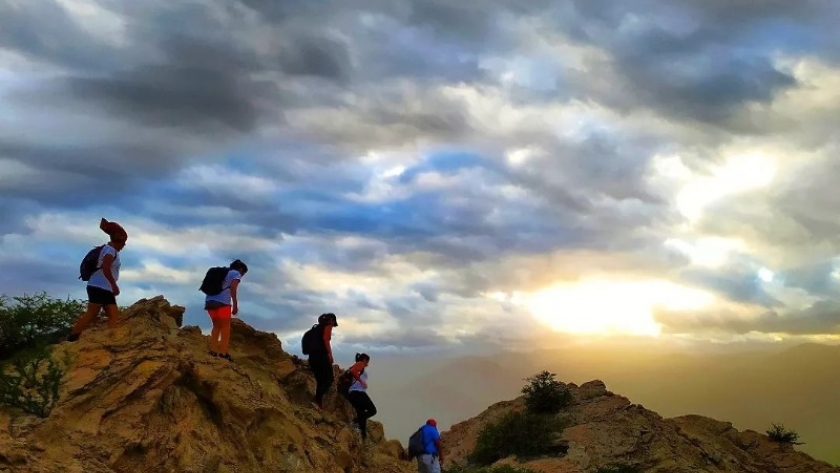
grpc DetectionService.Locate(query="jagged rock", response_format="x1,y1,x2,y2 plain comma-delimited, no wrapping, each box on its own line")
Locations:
442,382,840,473
0,296,413,473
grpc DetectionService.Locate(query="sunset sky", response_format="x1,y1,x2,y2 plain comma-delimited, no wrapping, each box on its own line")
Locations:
2,0,840,357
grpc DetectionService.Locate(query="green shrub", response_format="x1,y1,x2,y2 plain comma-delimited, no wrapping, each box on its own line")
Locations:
0,344,71,417
593,464,644,473
0,292,85,359
521,370,571,415
469,410,568,466
445,464,539,473
766,423,801,444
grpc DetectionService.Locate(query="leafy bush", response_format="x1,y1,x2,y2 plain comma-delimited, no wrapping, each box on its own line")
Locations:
594,464,644,473
0,344,71,417
469,410,568,465
446,464,539,473
521,370,571,415
766,423,801,444
0,292,85,359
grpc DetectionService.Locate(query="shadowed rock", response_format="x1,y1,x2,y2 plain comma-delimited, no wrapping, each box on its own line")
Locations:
0,295,412,473
442,379,839,473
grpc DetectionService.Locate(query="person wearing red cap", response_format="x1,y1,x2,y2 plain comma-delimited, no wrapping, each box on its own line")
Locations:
67,218,128,342
417,418,444,473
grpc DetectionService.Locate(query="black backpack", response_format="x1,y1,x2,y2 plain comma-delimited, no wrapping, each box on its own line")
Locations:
336,369,354,397
301,324,325,356
407,426,426,458
199,266,230,295
78,245,105,281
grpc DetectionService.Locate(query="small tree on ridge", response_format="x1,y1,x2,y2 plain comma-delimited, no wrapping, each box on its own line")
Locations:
521,370,571,415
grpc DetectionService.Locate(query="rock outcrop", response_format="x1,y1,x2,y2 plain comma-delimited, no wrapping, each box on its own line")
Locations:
0,296,413,473
442,380,839,473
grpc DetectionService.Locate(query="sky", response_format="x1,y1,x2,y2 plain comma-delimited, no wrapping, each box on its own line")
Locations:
2,0,840,360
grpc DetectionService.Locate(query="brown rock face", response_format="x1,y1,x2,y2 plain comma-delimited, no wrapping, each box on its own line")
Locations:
442,380,840,473
0,296,413,473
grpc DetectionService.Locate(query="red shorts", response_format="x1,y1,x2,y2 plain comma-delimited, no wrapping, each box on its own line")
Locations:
207,305,232,319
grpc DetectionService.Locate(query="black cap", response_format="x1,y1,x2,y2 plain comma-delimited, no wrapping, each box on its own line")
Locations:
318,313,337,327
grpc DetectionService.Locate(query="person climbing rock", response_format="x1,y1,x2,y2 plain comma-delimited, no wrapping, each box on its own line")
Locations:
346,353,377,441
415,419,444,473
201,259,248,362
302,312,338,408
67,218,128,342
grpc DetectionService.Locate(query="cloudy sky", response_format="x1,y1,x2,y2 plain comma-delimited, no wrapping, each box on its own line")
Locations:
2,0,840,357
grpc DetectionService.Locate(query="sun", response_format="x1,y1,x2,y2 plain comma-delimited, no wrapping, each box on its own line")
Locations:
523,279,715,336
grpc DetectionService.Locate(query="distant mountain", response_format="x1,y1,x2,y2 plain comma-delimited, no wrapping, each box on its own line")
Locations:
441,379,839,473
376,343,840,464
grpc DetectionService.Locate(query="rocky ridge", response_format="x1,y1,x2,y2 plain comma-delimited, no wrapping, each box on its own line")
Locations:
442,380,840,473
0,296,413,473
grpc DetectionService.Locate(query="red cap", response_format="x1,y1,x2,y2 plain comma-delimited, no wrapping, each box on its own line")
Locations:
426,418,437,426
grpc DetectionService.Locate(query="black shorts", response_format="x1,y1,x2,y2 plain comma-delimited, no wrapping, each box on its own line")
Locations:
86,286,117,306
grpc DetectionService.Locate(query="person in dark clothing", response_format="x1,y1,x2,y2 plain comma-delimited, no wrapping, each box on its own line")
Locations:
346,352,377,440
307,312,338,408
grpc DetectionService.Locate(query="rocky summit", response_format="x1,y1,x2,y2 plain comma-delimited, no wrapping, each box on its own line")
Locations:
0,296,413,473
442,380,840,473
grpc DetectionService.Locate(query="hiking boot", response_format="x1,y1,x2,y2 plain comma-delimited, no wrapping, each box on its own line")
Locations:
219,353,234,362
209,351,218,357
66,333,80,343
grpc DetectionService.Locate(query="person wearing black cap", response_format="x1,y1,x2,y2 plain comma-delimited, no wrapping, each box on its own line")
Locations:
303,312,338,408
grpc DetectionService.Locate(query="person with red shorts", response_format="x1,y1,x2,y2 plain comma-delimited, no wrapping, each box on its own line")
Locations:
204,259,248,362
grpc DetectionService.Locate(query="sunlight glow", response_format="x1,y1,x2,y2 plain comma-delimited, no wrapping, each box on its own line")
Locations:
677,152,777,221
524,279,716,336
651,151,777,222
665,237,745,268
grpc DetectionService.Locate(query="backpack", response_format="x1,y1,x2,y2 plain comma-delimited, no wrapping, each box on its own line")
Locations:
407,426,427,458
336,369,354,397
301,324,325,356
78,245,105,281
199,266,230,295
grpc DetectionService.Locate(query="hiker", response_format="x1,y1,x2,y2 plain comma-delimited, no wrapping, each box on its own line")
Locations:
201,259,248,362
67,218,128,342
301,313,338,407
414,419,444,473
346,352,377,440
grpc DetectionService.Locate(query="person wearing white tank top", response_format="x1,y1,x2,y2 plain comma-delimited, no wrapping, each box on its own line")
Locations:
346,353,377,440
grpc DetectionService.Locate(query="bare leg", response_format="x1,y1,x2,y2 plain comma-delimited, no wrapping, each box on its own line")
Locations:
209,316,221,353
218,317,232,354
71,303,103,335
104,304,121,329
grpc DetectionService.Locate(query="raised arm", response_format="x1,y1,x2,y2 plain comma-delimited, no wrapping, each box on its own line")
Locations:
349,361,367,388
322,324,334,363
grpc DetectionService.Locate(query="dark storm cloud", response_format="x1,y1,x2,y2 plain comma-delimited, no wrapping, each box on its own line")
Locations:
779,262,838,297
678,267,781,307
342,328,450,350
278,33,354,81
549,0,805,125
656,299,840,336
0,0,122,71
63,39,272,135
3,0,840,347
